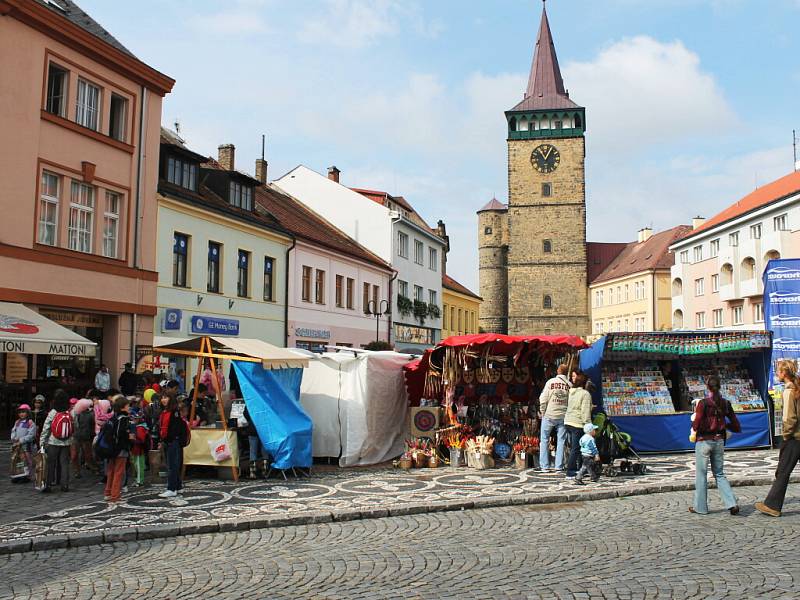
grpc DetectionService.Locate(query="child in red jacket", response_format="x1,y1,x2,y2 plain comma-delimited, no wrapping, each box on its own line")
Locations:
131,414,150,487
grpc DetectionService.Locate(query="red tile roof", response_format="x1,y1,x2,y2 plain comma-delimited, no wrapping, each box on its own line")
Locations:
591,225,692,285
586,242,627,283
257,186,392,271
443,274,481,300
680,171,800,241
477,198,508,212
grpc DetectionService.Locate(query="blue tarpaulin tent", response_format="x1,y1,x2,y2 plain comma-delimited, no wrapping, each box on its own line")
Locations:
579,332,773,452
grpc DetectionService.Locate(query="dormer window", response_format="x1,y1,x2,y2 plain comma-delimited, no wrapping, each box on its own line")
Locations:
167,156,198,191
230,181,253,210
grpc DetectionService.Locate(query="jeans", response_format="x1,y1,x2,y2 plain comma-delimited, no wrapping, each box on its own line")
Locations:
694,439,737,513
764,438,800,512
249,435,265,463
565,425,583,475
45,444,70,490
165,440,183,492
539,417,566,470
576,455,598,482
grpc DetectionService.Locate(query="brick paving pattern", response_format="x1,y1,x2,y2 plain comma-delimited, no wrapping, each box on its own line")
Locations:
0,486,798,599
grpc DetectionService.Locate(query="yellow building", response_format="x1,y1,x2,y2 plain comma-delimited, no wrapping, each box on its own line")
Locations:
442,274,482,338
590,226,690,337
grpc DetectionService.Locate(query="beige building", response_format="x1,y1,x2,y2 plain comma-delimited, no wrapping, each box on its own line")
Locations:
478,5,589,337
590,226,691,336
442,274,481,338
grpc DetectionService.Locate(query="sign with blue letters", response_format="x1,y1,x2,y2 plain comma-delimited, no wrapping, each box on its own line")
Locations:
763,259,800,385
190,315,240,336
163,309,182,331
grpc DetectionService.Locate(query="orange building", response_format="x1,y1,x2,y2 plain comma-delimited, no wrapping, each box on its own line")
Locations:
0,0,173,414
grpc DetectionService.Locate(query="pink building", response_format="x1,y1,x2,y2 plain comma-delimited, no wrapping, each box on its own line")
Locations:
670,171,800,331
0,0,173,413
256,185,394,351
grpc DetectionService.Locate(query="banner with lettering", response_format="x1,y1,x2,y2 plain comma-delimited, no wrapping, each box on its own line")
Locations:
763,259,800,388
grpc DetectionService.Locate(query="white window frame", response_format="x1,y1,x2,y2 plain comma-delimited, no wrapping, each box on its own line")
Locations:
68,180,94,253
710,239,720,257
754,302,764,323
414,239,424,265
711,274,719,293
729,232,739,247
38,171,60,246
398,232,409,258
398,280,408,297
429,289,437,306
679,250,689,264
102,191,120,258
695,311,706,329
75,78,101,131
713,309,723,328
45,63,68,118
694,277,704,297
413,285,423,302
774,214,788,231
693,245,703,262
109,93,128,142
429,247,438,271
732,305,743,325
750,223,762,239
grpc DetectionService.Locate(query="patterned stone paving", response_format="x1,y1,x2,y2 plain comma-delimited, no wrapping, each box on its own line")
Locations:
0,448,789,544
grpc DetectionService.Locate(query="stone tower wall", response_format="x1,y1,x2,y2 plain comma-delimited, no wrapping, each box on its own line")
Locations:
478,209,509,334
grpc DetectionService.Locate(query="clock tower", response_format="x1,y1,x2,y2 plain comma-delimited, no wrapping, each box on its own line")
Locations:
504,3,589,336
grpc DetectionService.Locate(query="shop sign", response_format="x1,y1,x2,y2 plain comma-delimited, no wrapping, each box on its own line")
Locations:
163,308,182,331
191,316,239,336
135,345,169,375
0,339,94,356
294,327,331,340
765,259,800,388
394,324,434,345
4,353,28,384
39,311,103,328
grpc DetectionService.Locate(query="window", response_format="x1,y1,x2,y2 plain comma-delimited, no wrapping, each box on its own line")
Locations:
102,191,120,258
429,289,437,306
484,226,493,235
335,275,344,307
302,266,312,302
680,250,689,264
634,282,640,301
595,322,602,334
694,277,704,296
68,181,94,253
713,309,723,328
38,171,59,246
543,239,552,253
173,233,188,287
774,214,788,231
413,285,423,302
624,319,629,331
346,278,354,309
315,269,325,304
398,280,408,298
640,280,646,299
166,156,198,191
263,257,274,301
624,285,629,301
695,311,706,329
693,245,703,262
542,183,552,197
710,239,720,257
617,286,621,303
373,285,379,311
363,282,371,313
75,79,100,130
457,309,463,332
207,242,221,293
554,120,563,129
711,274,719,293
750,223,762,239
609,288,615,305
732,305,743,325
451,307,455,329
443,304,449,329
45,64,68,117
229,181,253,211
729,232,739,247
398,232,409,258
237,250,250,297
429,247,438,271
414,239,424,265
543,295,552,309
109,94,127,142
754,302,764,323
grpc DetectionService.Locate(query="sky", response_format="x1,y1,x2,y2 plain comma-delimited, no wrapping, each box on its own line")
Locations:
78,0,800,292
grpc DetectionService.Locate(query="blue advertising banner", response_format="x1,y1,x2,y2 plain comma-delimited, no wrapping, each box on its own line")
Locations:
163,308,182,331
190,315,239,336
763,259,800,386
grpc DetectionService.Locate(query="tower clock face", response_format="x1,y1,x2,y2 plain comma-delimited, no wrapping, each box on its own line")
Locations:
531,144,560,174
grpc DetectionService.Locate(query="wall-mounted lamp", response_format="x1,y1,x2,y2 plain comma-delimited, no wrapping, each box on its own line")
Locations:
197,294,203,306
228,299,235,310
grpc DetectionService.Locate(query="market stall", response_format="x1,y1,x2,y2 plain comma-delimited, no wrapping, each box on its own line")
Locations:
152,336,310,479
579,331,773,452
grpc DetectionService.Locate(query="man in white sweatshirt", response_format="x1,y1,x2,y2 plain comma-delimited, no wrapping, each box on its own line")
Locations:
538,363,571,472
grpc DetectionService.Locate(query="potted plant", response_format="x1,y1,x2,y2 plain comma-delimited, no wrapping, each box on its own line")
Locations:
397,295,413,317
427,303,441,319
412,300,428,324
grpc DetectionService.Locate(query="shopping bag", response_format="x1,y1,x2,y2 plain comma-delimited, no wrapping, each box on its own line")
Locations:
9,446,30,481
34,452,46,490
208,436,232,462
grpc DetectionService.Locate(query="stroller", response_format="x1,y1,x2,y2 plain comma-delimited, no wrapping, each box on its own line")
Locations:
592,412,646,477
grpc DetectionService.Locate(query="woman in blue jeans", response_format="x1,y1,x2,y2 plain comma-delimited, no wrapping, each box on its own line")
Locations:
690,376,741,515
158,396,186,498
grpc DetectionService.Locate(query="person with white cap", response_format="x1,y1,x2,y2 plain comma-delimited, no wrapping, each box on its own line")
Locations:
574,423,601,485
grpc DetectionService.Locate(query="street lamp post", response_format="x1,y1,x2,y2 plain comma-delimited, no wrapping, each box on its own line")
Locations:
367,299,390,343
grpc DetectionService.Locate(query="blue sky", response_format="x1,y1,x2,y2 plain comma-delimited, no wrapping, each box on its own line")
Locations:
80,0,800,291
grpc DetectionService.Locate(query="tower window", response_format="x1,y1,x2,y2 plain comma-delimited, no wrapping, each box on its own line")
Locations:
484,226,493,235
543,239,552,253
554,120,563,130
543,295,552,309
574,113,582,128
509,117,517,131
542,183,552,197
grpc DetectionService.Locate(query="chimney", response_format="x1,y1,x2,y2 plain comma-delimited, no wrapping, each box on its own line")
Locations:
218,144,235,171
255,158,268,184
327,166,340,183
436,220,449,274
692,216,706,230
638,227,653,243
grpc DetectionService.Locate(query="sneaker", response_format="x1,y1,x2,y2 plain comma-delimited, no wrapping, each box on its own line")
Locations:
122,486,128,493
754,501,781,517
176,489,184,495
574,478,585,485
104,495,112,501
159,490,178,498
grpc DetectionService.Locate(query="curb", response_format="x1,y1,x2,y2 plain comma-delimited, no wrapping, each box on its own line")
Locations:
1,475,797,556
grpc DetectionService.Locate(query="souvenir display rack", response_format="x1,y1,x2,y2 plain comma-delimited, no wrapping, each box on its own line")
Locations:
606,331,771,358
601,363,675,416
681,361,765,412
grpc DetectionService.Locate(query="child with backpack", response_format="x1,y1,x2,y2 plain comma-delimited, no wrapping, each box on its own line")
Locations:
10,404,37,482
103,395,133,503
39,389,74,493
131,411,149,487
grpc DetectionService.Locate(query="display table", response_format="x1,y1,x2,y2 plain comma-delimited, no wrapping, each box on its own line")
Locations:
184,428,240,477
614,411,771,453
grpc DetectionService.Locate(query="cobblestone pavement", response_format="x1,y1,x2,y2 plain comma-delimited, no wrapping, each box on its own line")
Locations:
0,448,794,547
1,485,798,599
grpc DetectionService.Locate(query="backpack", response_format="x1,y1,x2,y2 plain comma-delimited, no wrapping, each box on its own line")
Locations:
94,417,120,459
51,411,74,440
76,410,95,441
181,418,191,448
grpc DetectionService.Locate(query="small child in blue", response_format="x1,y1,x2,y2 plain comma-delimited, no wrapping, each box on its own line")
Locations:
574,423,600,485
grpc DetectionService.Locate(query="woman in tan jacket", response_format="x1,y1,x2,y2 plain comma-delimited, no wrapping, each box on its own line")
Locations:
564,372,592,477
756,360,800,517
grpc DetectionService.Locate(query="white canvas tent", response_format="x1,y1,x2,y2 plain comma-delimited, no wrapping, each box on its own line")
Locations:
295,350,412,467
0,302,96,356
